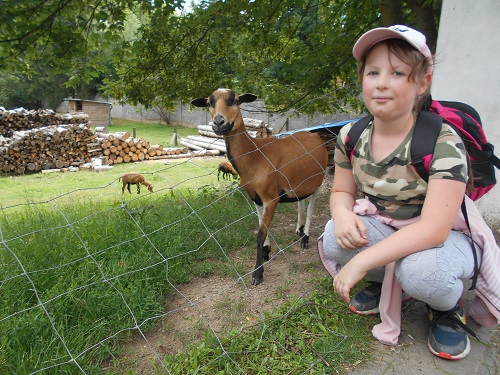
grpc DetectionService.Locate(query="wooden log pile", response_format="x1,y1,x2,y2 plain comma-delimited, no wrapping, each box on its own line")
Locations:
0,107,97,174
0,107,89,138
94,130,192,164
0,105,240,174
0,123,96,174
180,117,273,154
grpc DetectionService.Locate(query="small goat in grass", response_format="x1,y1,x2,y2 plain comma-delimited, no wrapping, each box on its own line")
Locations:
217,161,238,181
120,172,154,194
192,89,328,286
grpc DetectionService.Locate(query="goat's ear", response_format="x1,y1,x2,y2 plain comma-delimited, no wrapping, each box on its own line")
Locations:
191,97,209,107
238,93,257,104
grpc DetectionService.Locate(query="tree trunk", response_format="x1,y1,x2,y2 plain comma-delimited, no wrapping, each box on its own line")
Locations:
378,0,404,26
406,0,440,53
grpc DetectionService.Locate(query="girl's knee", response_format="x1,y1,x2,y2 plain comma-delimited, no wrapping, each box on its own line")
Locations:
395,256,464,310
322,221,343,257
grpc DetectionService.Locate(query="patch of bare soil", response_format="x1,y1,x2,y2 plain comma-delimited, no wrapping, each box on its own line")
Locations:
106,174,335,374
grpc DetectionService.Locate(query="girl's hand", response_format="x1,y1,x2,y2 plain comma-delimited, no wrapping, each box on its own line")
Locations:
333,258,367,303
333,211,369,250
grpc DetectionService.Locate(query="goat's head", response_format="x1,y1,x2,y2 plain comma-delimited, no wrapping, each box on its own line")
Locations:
147,184,154,192
191,89,257,135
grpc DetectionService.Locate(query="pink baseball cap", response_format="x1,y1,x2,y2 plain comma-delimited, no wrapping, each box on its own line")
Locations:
353,25,433,67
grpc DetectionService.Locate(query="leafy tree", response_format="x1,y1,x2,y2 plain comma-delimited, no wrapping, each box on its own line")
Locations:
104,0,443,115
0,73,38,109
0,69,71,110
0,1,165,109
1,0,443,115
104,0,374,114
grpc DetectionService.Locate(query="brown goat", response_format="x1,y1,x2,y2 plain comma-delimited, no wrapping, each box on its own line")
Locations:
217,161,238,181
120,172,154,194
192,89,328,286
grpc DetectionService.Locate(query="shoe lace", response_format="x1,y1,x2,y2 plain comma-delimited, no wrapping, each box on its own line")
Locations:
431,305,478,340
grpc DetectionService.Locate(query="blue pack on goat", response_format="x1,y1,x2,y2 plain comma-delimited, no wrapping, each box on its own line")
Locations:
344,97,500,289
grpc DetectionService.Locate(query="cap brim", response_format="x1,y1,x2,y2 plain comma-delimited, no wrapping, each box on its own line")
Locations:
352,28,409,61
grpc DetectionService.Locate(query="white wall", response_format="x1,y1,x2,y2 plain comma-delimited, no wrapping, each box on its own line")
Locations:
431,0,500,228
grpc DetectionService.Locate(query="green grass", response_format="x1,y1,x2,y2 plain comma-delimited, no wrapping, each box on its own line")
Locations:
163,280,375,374
0,119,375,374
0,180,257,374
0,174,375,374
0,156,223,208
0,118,203,207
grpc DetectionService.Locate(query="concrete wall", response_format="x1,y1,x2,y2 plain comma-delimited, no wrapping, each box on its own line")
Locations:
109,99,352,132
431,0,500,227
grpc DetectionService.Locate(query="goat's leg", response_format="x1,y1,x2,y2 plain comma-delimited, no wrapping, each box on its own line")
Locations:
253,201,278,286
255,204,271,260
137,184,141,194
299,187,321,249
296,200,306,237
127,183,132,194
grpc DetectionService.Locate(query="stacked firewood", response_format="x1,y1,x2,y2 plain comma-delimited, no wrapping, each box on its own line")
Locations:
0,123,96,174
180,117,273,154
94,130,192,164
0,107,89,137
1,108,273,174
0,107,96,174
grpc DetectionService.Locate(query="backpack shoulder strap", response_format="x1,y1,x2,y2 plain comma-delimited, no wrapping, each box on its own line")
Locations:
345,115,373,162
411,110,443,181
414,111,481,289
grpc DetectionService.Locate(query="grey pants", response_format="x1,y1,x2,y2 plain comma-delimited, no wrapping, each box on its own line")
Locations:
322,216,480,311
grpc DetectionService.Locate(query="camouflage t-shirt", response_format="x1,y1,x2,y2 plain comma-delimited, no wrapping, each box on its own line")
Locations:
334,118,468,220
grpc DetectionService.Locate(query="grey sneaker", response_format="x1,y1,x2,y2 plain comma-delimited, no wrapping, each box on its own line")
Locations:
427,299,477,360
349,281,382,315
348,281,412,315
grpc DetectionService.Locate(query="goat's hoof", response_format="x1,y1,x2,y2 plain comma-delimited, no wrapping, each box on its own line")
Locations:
252,276,263,286
263,245,270,261
300,235,310,250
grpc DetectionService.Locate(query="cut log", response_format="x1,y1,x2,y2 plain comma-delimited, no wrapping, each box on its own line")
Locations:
110,132,130,141
180,139,204,151
185,135,227,152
